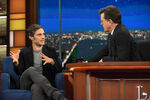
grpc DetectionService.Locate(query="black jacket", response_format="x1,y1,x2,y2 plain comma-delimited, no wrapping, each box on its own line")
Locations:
89,24,140,62
15,45,62,87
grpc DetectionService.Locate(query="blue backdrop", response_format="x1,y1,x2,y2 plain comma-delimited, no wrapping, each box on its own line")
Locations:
39,0,150,34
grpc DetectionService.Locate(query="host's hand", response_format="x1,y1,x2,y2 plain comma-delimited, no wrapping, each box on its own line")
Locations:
99,59,103,62
41,53,55,65
10,50,20,65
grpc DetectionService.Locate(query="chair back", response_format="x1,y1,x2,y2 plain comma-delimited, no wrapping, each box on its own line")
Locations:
2,56,19,80
137,40,150,61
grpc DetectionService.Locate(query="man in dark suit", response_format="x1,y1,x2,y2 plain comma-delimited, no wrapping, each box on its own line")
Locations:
10,24,66,100
88,5,140,62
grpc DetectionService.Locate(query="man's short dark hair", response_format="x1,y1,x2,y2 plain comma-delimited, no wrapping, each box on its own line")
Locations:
26,24,43,37
98,5,121,24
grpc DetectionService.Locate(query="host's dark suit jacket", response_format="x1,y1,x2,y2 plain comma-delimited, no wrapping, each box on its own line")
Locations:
89,24,140,62
14,45,62,87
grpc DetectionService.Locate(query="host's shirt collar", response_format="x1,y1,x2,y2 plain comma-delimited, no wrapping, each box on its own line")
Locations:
111,24,118,35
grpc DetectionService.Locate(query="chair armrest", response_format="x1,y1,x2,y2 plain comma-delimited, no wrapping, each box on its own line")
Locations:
55,73,65,96
1,73,10,91
1,89,31,100
1,73,32,100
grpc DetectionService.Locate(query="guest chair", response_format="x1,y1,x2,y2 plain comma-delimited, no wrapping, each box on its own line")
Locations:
1,56,65,100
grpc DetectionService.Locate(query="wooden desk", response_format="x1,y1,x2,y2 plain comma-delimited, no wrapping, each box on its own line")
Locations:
65,62,150,100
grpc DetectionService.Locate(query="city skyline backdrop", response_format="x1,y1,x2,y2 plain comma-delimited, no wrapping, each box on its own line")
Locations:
39,0,150,34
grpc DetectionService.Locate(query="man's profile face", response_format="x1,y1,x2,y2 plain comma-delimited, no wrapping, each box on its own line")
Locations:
100,13,111,33
30,28,45,46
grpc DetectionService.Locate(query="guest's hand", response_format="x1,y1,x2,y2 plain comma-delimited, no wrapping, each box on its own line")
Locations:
41,53,55,65
10,50,20,65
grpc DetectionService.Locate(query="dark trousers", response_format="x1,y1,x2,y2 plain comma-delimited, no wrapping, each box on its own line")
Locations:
20,67,66,100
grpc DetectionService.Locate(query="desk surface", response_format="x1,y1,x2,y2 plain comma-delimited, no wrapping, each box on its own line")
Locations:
66,62,150,71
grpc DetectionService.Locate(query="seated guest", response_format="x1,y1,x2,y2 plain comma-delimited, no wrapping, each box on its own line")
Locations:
10,24,66,100
88,5,140,62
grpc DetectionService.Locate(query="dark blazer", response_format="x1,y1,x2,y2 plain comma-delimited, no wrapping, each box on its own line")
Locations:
88,24,140,62
14,45,62,87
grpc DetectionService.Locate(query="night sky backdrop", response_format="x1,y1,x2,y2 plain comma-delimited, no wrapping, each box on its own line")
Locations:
39,0,150,33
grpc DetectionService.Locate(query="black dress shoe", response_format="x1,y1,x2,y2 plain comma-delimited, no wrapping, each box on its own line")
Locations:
52,91,67,100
